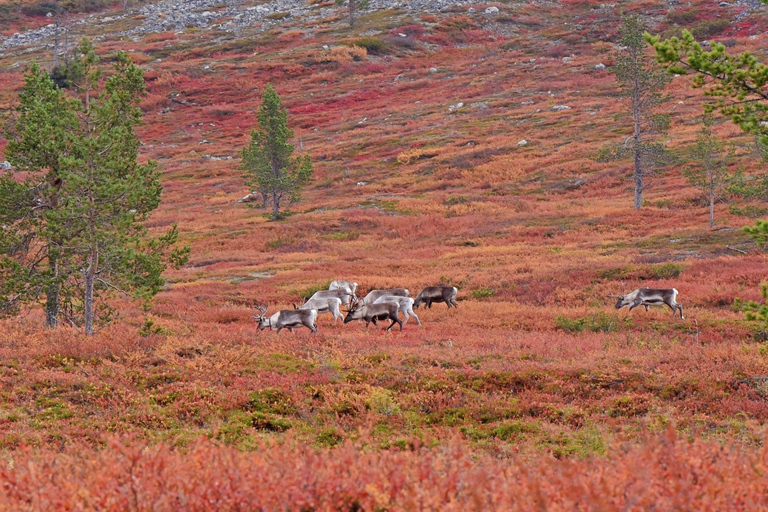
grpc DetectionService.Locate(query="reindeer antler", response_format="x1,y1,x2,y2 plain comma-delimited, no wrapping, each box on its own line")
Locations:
252,302,268,316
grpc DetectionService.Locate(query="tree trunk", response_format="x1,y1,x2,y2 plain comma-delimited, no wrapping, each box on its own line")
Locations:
84,249,97,335
272,191,280,220
349,0,355,27
709,189,715,228
633,151,643,210
45,251,59,328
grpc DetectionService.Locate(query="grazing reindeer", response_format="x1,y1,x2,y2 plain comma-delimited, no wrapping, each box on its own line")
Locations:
309,289,355,307
343,298,403,332
329,280,358,298
293,297,343,322
362,288,409,304
373,295,421,325
413,286,458,309
253,303,318,333
612,288,684,319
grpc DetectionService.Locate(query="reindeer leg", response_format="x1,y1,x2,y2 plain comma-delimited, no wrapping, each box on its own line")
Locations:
402,309,409,325
411,309,421,326
628,299,643,312
277,327,283,334
644,305,650,312
427,300,433,309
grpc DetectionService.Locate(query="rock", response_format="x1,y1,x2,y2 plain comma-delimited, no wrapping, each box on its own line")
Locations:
448,102,464,112
429,67,438,73
356,181,369,186
719,1,729,6
398,33,407,37
562,56,571,63
521,100,534,105
46,12,53,17
550,105,571,111
467,7,475,13
0,161,12,170
595,63,606,70
517,139,528,147
484,6,499,14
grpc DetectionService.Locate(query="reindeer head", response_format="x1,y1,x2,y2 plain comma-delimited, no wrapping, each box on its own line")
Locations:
343,297,363,323
609,294,629,309
252,302,270,330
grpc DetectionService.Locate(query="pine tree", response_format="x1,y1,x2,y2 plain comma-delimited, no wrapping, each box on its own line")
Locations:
1,61,79,326
647,17,768,145
599,15,674,209
240,85,313,221
1,38,189,334
683,115,733,228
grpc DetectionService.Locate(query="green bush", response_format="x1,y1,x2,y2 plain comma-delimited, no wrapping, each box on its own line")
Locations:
471,288,495,299
346,37,389,55
691,18,729,39
651,263,684,279
666,9,698,25
555,312,618,333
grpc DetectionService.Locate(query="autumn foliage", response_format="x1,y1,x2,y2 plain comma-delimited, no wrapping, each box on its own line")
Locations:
1,0,768,508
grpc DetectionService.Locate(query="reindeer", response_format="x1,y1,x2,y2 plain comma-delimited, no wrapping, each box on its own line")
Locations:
329,280,358,298
413,286,458,309
373,295,420,325
343,298,403,332
293,296,343,322
252,303,318,333
309,289,355,307
611,288,684,319
361,288,409,304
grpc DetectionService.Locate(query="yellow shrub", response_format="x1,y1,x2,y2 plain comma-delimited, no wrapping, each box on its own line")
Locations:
396,148,440,165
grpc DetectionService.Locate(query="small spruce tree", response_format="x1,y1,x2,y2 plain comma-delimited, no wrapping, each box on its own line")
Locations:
240,85,313,221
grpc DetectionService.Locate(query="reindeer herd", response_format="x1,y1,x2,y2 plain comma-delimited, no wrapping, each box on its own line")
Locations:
252,280,459,333
252,280,686,334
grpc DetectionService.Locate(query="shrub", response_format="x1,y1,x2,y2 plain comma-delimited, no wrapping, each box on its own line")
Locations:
346,37,389,55
471,288,495,300
651,263,684,279
311,46,367,65
555,312,618,333
396,148,439,165
691,18,729,39
666,9,698,25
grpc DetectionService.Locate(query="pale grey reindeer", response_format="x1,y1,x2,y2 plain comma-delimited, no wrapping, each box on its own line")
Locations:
329,280,358,298
343,298,403,332
612,288,684,319
253,302,318,333
373,295,421,325
293,296,343,322
413,286,458,309
362,288,409,304
309,288,355,307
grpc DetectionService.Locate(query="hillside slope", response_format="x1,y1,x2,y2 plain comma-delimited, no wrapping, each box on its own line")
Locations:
1,0,768,506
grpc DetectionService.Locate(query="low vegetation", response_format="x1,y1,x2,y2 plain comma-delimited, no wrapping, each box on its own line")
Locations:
1,0,768,507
